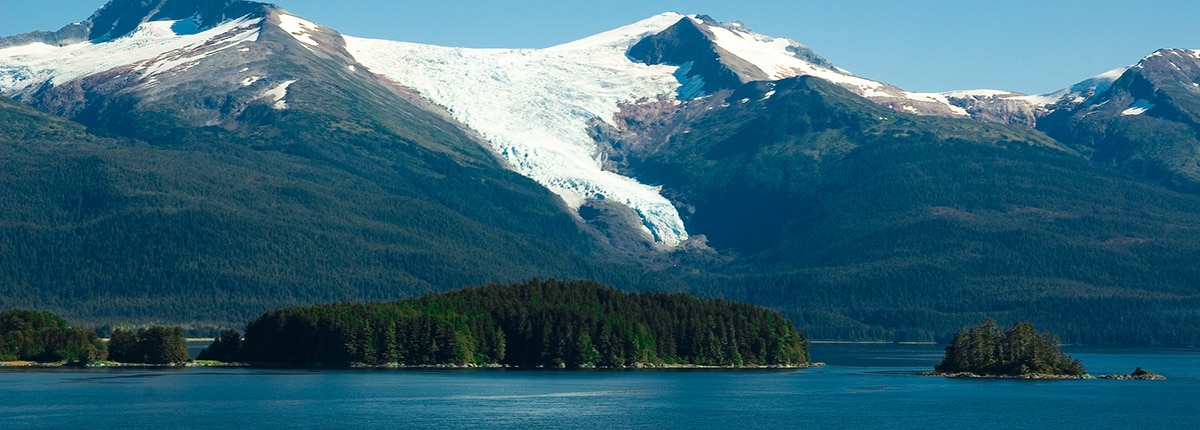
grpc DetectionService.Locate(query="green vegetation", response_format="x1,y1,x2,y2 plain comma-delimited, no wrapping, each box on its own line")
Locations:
934,319,1084,376
1039,54,1200,193
1,308,188,365
1131,367,1156,377
107,326,189,365
615,76,1200,346
223,279,809,368
0,84,650,328
197,329,242,362
7,37,1200,349
0,309,106,363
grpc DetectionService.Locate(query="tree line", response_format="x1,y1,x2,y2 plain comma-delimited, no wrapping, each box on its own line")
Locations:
0,308,188,364
204,279,810,368
0,309,105,363
107,326,189,364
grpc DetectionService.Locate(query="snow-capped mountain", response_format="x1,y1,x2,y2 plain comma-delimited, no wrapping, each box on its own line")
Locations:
1036,49,1200,191
0,2,1185,249
0,0,396,132
6,0,1200,346
0,0,641,322
341,13,1000,247
625,15,972,117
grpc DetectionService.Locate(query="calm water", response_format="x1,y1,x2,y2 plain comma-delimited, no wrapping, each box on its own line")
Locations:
2,344,1197,429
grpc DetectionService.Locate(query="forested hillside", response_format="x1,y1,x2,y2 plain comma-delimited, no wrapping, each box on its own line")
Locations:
0,91,650,328
611,77,1200,346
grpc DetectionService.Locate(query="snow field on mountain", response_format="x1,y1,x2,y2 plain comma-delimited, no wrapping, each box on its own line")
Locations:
698,18,981,117
341,12,1000,246
278,14,320,47
0,16,262,96
345,13,692,246
264,79,298,110
1014,67,1128,107
1122,99,1155,116
0,8,1147,248
706,22,843,82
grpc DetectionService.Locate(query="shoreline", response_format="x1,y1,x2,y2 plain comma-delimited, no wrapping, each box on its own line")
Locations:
926,371,1166,380
2,360,825,370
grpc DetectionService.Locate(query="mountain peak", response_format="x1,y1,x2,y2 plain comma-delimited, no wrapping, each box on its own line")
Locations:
627,14,843,98
626,16,746,97
87,0,273,41
1134,48,1200,72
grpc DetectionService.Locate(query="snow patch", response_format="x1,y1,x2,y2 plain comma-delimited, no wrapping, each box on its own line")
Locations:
262,79,297,109
278,14,320,47
904,91,969,115
1016,67,1128,107
139,24,260,78
701,17,867,88
689,17,974,116
1121,99,1154,116
0,16,262,95
546,12,684,51
241,75,263,86
941,89,1016,98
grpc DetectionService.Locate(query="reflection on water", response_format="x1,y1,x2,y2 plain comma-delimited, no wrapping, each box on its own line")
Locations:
451,390,650,400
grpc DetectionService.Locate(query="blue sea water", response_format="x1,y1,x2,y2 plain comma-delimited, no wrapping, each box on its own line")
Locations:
1,344,1196,429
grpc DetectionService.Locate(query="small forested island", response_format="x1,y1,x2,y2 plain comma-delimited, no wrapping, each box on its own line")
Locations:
1,309,189,366
201,279,813,368
932,318,1086,378
0,309,106,364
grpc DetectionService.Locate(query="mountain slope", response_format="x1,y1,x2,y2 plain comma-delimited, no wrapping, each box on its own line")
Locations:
4,3,1200,346
604,77,1200,345
345,13,692,247
0,2,651,326
1038,49,1200,192
343,13,1009,248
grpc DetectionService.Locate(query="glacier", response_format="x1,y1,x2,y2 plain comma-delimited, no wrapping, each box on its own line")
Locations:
344,13,692,246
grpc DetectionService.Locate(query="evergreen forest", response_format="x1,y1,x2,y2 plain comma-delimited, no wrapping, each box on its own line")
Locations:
934,318,1085,376
0,308,189,365
215,279,811,368
0,309,106,363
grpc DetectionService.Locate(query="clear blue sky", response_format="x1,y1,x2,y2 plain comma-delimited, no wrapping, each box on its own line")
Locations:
4,0,1197,94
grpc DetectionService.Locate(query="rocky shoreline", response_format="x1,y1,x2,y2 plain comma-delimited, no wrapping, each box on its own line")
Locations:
0,360,253,368
1096,373,1167,381
927,371,1166,381
329,361,826,370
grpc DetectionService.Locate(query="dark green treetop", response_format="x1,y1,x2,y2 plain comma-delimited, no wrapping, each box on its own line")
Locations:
935,318,1085,376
